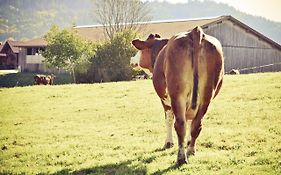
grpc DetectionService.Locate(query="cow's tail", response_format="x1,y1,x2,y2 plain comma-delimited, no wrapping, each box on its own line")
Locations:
191,26,203,110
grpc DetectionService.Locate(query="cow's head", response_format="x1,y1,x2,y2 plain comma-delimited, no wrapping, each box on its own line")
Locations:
131,34,168,74
47,74,56,85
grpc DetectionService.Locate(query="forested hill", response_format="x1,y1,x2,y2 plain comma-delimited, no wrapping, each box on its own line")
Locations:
1,0,281,44
0,0,93,41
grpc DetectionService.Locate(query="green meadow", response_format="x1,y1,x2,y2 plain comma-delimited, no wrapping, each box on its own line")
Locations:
0,72,281,174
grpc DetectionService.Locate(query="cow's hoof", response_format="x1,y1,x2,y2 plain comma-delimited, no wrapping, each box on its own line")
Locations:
177,149,187,166
176,158,187,166
186,148,195,158
163,142,174,149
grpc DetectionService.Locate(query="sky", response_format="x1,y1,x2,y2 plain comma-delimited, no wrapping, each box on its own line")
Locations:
144,0,281,22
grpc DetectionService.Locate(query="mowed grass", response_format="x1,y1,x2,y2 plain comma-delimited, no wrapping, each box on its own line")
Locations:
0,72,281,175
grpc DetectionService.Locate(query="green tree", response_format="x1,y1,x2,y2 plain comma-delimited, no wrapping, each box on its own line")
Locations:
88,30,137,82
42,25,94,83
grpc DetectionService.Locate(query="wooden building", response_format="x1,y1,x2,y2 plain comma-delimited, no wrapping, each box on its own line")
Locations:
0,40,22,70
17,38,48,72
75,15,281,74
202,16,281,73
0,38,63,73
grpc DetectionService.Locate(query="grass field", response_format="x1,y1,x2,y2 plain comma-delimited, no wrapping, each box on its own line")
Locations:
0,72,281,174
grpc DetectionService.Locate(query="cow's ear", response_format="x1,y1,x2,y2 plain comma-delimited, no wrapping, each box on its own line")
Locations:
148,34,155,40
155,34,161,38
132,39,149,50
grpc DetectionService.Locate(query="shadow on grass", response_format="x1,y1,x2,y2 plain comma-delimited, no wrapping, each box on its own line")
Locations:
151,164,180,175
1,146,179,175
48,148,180,175
50,160,147,175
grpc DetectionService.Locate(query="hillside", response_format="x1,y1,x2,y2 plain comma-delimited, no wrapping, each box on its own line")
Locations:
0,0,93,41
0,0,281,44
0,72,281,174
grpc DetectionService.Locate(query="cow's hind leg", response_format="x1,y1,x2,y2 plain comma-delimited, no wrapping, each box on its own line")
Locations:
186,120,192,147
164,109,174,149
187,104,209,158
172,97,187,165
185,108,197,147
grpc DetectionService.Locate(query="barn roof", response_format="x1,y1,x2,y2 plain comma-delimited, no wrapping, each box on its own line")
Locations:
74,15,281,50
74,16,225,41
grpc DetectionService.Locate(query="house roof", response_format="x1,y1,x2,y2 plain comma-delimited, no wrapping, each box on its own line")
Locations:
0,38,47,54
0,40,23,53
16,38,47,47
74,15,281,50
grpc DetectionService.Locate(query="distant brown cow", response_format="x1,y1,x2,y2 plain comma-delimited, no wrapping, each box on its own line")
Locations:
131,26,224,165
34,74,55,85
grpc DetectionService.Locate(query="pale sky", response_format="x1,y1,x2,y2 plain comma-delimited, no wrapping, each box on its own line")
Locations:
144,0,281,22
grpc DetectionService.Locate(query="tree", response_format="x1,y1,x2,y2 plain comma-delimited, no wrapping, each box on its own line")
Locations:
85,30,138,83
93,0,151,40
42,25,94,83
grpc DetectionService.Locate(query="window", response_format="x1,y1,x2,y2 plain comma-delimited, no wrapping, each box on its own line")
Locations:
26,47,45,55
27,48,32,55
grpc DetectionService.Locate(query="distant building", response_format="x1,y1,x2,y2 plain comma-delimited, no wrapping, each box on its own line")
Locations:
0,38,62,73
0,40,22,70
75,15,281,74
1,15,281,73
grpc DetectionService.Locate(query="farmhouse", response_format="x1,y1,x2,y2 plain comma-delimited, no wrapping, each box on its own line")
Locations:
0,38,47,72
1,15,280,74
0,38,64,73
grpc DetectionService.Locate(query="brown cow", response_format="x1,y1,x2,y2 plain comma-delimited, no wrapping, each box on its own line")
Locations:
132,26,224,166
34,74,55,85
